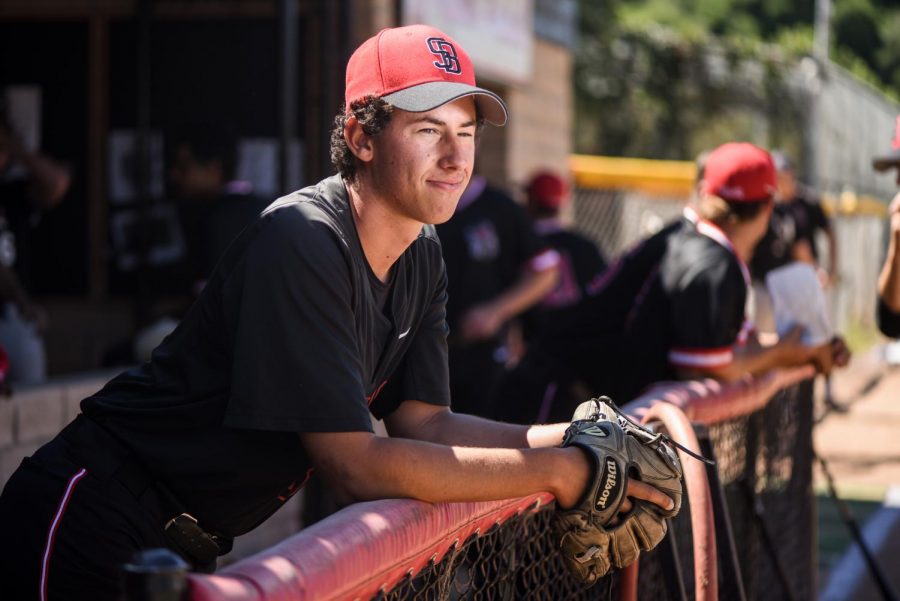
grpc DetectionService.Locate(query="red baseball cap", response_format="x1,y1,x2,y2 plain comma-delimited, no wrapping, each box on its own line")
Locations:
344,25,508,126
527,171,568,210
872,114,900,171
701,142,776,203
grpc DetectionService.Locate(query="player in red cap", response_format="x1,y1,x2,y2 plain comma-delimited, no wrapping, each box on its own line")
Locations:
523,170,608,332
492,171,608,424
0,25,673,599
529,143,848,408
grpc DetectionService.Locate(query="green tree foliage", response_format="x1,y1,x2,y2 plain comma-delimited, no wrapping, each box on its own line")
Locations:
576,0,806,159
834,0,880,66
576,0,899,160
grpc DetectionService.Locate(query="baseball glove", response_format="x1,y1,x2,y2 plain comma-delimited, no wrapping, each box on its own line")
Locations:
553,397,684,584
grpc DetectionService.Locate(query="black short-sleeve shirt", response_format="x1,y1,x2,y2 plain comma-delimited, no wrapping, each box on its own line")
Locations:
610,224,745,400
787,196,830,261
538,228,607,310
523,225,607,341
750,202,797,281
81,174,450,536
555,218,746,403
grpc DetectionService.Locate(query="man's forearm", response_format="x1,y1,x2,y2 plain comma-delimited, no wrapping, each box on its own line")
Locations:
420,409,568,449
679,344,801,382
486,265,558,324
303,431,586,507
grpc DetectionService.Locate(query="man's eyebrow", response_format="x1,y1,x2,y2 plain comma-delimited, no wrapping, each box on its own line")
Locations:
412,116,478,128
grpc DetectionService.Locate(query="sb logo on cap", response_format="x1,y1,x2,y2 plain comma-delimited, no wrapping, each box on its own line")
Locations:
427,37,461,74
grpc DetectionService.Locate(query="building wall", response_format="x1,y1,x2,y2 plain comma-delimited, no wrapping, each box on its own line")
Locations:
504,39,573,190
347,0,395,47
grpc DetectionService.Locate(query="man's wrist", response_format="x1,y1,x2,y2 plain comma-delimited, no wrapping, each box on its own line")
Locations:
553,446,591,510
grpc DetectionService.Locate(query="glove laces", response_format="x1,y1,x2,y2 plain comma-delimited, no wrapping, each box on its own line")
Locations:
586,396,716,466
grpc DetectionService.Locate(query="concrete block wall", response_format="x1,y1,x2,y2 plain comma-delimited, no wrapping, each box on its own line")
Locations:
0,371,115,487
0,370,303,563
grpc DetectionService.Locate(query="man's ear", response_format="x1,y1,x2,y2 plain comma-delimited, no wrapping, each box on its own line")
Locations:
344,116,374,164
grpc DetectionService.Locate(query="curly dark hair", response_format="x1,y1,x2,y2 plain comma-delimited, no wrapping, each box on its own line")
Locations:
329,96,394,182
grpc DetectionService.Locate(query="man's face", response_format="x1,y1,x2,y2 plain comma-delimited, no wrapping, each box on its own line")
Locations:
365,97,477,225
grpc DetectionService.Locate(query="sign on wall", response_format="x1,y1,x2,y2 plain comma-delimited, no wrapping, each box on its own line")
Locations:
403,0,534,85
534,0,577,49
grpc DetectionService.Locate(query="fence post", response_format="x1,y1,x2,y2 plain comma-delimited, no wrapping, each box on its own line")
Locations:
121,548,188,601
695,423,747,601
641,402,718,601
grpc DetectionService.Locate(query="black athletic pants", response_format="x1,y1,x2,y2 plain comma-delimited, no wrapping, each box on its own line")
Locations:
0,416,172,601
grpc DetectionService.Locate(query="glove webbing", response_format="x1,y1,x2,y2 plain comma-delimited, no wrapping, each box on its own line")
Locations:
584,396,715,467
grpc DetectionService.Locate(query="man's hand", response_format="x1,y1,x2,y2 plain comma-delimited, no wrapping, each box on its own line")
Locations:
830,336,851,369
552,398,683,583
809,341,835,375
554,446,675,516
458,303,504,342
773,325,817,363
775,328,851,376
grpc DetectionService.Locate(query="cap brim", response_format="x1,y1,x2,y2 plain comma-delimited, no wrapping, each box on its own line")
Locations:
383,81,508,126
873,148,900,171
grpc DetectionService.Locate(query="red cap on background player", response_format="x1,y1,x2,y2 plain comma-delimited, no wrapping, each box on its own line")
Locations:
701,142,776,203
344,24,508,126
526,171,569,211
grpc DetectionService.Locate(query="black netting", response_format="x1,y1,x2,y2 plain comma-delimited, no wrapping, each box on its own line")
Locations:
376,381,815,601
378,508,618,600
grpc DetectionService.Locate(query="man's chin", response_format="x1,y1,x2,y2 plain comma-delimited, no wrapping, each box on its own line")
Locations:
421,194,461,225
430,204,459,225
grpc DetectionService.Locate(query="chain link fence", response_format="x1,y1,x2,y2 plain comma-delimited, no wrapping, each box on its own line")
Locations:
369,380,815,601
804,60,900,202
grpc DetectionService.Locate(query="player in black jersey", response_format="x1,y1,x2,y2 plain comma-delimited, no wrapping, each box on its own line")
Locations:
496,169,702,425
489,172,605,425
522,171,607,342
585,143,846,402
436,176,559,416
0,25,673,600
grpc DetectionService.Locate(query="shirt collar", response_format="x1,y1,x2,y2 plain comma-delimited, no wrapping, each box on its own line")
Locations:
693,218,751,287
